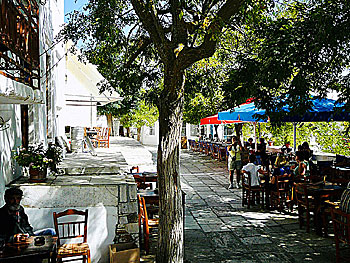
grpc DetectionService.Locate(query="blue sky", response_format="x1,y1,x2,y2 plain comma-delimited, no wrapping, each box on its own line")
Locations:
64,0,87,22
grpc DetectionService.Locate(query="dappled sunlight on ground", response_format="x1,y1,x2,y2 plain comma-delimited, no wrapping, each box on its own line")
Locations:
138,147,340,262
179,149,339,262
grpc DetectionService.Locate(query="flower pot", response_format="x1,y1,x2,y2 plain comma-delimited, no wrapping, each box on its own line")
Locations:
29,167,47,183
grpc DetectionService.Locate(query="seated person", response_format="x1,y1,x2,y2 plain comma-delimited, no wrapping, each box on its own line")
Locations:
273,149,290,176
245,138,255,150
242,155,267,187
301,141,313,161
292,151,310,181
274,151,288,168
281,141,293,154
0,188,55,243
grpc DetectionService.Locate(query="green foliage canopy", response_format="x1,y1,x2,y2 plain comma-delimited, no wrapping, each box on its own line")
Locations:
222,0,350,122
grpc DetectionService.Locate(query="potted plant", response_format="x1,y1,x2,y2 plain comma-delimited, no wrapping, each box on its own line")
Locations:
13,143,62,182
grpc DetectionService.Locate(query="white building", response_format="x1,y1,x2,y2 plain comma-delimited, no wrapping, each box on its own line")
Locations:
0,0,65,201
140,121,211,146
58,45,121,135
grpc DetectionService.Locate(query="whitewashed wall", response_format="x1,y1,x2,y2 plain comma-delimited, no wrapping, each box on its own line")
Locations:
0,0,64,206
140,121,159,145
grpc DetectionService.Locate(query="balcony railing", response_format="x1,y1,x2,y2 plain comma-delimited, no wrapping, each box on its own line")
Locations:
0,0,40,89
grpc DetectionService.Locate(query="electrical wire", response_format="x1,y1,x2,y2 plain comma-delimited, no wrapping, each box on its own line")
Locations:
39,1,87,57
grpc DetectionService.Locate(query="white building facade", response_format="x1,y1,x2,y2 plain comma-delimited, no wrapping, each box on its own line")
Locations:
0,0,65,203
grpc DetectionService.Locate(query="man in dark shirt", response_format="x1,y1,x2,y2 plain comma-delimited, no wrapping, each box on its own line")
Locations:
0,188,34,242
0,188,55,243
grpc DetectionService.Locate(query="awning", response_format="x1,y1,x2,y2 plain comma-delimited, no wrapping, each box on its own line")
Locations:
64,94,122,106
218,97,350,123
0,74,44,104
200,114,243,125
65,47,122,106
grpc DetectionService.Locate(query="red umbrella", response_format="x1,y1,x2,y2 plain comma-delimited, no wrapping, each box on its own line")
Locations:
200,114,243,125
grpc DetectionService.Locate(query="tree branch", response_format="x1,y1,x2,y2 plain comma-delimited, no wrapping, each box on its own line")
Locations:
170,0,188,46
179,0,244,69
125,37,152,68
130,0,172,62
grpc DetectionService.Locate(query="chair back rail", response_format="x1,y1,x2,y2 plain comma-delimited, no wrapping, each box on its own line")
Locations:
270,175,291,212
242,171,264,209
53,209,88,246
138,195,159,254
331,207,350,262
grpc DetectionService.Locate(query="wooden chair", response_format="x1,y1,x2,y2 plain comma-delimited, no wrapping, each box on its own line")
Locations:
92,127,111,148
188,139,194,151
217,146,226,162
210,143,218,159
129,166,154,190
53,209,90,263
331,207,350,263
295,183,315,233
242,171,264,209
138,196,159,254
270,175,291,212
205,142,211,156
194,141,200,152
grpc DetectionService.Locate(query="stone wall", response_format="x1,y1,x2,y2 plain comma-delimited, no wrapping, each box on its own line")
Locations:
12,173,138,263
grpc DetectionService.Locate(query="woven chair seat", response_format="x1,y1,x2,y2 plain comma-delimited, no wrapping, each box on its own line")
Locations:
148,218,159,227
58,243,90,256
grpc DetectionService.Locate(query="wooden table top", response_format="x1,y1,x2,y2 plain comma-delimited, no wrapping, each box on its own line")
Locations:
0,235,57,260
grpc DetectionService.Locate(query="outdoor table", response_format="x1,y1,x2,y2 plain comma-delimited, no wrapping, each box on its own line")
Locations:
130,172,158,189
266,146,282,154
302,183,344,235
333,166,350,179
138,189,159,205
0,235,57,262
137,189,186,218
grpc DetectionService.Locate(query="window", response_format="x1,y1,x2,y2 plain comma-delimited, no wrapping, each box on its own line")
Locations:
0,0,40,89
224,126,234,140
190,124,199,137
149,125,155,136
181,125,186,136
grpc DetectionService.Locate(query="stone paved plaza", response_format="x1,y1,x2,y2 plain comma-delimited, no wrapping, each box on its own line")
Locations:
61,137,343,262
179,149,339,263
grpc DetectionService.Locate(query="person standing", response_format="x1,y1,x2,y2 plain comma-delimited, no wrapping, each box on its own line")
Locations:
228,136,243,189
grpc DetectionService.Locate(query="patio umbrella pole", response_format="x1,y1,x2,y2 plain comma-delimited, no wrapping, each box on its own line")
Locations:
293,122,297,152
254,122,257,151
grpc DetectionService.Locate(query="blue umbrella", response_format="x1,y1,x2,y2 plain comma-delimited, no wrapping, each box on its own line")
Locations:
218,97,350,151
218,97,349,123
218,101,267,123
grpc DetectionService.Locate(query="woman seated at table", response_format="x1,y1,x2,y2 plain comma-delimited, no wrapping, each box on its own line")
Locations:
292,151,310,181
301,141,313,161
272,149,291,176
242,155,267,187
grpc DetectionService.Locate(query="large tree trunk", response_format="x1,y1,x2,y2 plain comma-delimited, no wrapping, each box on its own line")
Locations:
137,127,141,142
106,113,113,134
157,64,185,263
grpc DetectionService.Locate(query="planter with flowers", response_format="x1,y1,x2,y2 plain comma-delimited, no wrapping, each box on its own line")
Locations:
14,143,62,182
